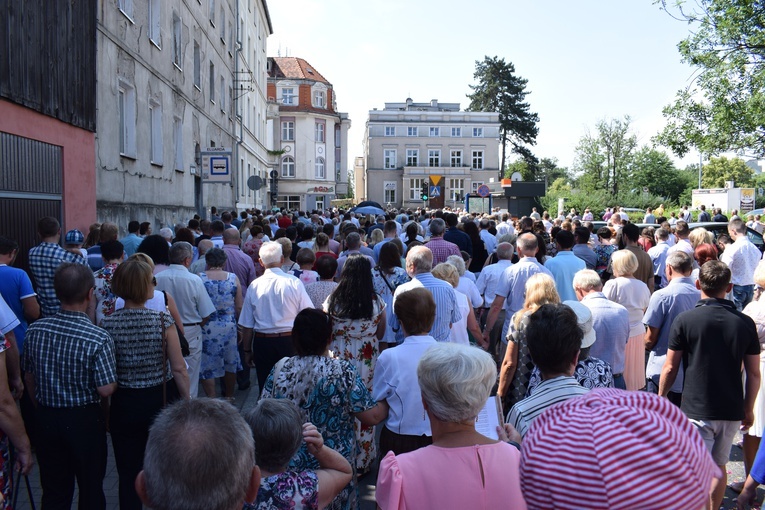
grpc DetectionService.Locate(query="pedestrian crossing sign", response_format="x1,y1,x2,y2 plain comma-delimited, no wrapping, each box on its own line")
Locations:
430,186,440,197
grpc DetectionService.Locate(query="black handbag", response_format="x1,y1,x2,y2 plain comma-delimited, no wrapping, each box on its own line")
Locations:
162,291,191,357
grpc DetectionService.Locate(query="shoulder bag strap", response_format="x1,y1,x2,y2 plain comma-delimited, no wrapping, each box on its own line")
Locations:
160,311,168,406
377,267,396,294
272,356,289,385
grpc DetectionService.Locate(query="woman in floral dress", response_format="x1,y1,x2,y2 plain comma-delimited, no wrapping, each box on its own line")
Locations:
260,309,387,510
324,255,386,475
198,248,242,400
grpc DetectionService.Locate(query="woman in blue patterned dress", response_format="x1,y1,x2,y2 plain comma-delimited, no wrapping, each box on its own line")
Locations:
199,248,242,400
260,309,388,510
372,242,410,346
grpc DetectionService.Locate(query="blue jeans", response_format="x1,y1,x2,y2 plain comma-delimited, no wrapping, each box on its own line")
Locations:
613,373,626,390
732,284,755,311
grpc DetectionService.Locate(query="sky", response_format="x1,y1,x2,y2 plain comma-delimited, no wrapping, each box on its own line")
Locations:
265,0,702,171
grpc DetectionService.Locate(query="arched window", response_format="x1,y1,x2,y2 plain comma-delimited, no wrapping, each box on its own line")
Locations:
281,156,295,177
315,157,325,179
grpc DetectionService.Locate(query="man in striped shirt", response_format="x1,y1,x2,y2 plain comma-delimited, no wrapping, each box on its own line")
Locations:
507,303,588,437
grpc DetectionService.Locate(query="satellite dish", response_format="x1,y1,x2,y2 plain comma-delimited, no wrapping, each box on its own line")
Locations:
511,172,523,181
247,175,263,190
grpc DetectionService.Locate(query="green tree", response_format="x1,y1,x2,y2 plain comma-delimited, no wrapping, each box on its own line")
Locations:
467,56,540,178
629,147,687,201
573,116,637,195
655,0,765,157
701,156,755,188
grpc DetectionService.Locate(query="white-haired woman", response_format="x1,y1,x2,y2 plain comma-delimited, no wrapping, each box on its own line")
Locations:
447,255,482,309
734,261,765,493
602,250,650,391
376,343,526,509
432,264,484,347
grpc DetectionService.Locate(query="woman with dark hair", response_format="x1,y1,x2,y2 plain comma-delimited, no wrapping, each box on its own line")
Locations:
373,242,411,346
638,226,655,252
243,225,266,277
199,248,242,400
325,255,386,475
464,221,488,273
312,233,338,270
594,226,617,279
137,234,171,274
259,309,388,510
403,222,423,249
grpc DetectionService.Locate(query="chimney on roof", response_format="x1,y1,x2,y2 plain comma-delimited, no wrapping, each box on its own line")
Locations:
405,98,413,105
431,99,438,107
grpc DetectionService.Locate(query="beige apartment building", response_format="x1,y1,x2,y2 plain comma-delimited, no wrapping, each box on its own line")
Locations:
363,99,500,209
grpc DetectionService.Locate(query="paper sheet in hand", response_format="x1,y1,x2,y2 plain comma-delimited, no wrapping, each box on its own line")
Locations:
475,395,503,440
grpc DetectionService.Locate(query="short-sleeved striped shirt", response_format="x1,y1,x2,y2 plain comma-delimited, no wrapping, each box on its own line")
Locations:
507,375,589,438
23,310,117,407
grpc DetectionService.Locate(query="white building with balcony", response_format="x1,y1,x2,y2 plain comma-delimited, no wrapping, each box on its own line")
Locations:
267,57,350,211
364,99,500,209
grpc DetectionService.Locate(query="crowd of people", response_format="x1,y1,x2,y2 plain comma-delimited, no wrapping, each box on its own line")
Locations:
0,202,764,508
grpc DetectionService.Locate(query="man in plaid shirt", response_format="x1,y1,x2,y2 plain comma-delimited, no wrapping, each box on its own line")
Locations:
28,217,87,317
424,218,461,265
24,263,117,510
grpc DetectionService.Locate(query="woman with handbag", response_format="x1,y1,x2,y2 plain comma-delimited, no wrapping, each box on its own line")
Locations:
372,242,410,346
102,257,190,510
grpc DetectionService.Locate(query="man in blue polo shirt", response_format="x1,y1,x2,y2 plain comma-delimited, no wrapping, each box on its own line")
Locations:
544,230,585,302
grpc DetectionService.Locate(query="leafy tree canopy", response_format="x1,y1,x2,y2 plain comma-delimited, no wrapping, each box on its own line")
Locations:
573,116,637,195
467,56,539,174
630,147,687,201
701,155,755,188
654,0,765,157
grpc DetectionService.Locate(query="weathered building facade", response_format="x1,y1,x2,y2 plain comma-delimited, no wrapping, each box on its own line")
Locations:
96,0,272,230
364,99,500,209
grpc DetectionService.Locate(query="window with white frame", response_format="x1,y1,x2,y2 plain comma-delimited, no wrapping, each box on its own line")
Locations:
172,13,182,68
209,62,215,103
407,126,418,137
472,181,484,192
335,160,341,182
473,127,483,137
472,150,484,169
149,100,163,165
315,158,325,179
428,149,440,167
384,182,396,204
149,0,160,46
409,178,425,201
450,150,462,167
429,127,440,137
384,149,396,169
451,127,461,137
281,156,295,177
315,123,325,142
281,87,295,105
448,179,464,200
118,0,134,19
406,149,418,167
277,195,300,209
281,121,294,141
314,90,325,108
173,117,183,171
384,126,395,137
193,42,201,88
118,82,136,157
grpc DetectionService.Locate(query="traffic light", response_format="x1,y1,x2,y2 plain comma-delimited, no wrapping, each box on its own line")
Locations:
421,181,429,201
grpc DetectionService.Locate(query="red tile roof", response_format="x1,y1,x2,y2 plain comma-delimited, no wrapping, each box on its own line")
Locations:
269,57,331,85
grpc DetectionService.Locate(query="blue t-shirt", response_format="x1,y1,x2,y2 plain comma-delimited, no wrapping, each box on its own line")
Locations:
0,265,36,354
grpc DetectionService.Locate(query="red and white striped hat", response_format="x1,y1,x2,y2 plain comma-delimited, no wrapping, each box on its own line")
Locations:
520,388,720,510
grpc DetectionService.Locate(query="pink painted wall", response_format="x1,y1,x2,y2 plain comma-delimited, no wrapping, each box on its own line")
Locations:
0,99,96,233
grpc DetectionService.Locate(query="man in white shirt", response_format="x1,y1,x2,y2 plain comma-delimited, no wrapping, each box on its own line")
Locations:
496,213,515,238
667,221,694,257
239,242,312,394
154,242,216,398
647,228,671,290
529,207,541,220
475,243,514,359
721,219,762,310
479,219,497,254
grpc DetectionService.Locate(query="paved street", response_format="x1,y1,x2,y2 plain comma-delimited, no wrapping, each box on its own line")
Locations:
8,378,757,509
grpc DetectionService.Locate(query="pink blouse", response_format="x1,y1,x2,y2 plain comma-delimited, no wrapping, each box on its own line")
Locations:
376,442,527,510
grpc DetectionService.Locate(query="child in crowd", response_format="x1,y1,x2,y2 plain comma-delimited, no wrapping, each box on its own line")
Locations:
244,399,352,510
64,229,88,258
292,248,319,286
